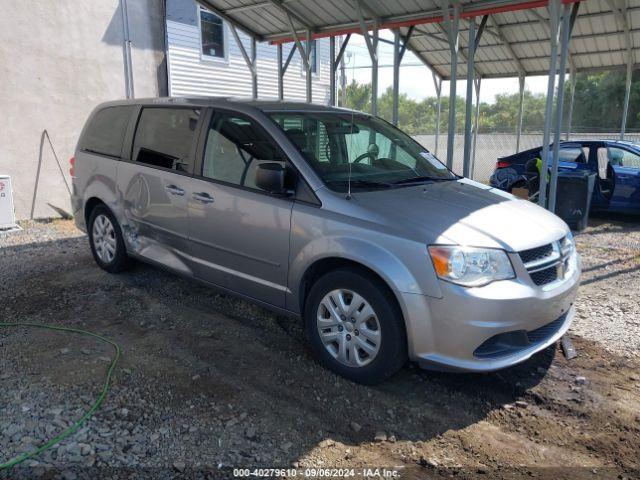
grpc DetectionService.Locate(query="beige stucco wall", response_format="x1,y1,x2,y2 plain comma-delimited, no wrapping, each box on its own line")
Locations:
0,0,166,220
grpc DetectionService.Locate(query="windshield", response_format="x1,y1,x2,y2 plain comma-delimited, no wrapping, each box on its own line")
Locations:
269,112,456,191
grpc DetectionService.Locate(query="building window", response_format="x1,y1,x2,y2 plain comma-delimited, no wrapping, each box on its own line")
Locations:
200,8,225,59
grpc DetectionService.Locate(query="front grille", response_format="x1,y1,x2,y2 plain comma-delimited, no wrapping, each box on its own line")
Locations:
530,266,559,286
519,244,554,264
518,237,571,287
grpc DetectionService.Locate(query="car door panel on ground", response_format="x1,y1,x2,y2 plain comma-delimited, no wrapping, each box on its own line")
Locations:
117,106,202,274
187,110,293,307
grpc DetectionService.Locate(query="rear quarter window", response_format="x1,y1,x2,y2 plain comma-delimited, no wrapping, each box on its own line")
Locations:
132,107,201,173
79,106,135,157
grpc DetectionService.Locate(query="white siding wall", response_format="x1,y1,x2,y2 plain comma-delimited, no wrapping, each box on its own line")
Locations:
167,19,331,104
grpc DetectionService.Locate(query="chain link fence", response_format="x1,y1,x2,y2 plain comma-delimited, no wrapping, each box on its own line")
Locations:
412,132,640,183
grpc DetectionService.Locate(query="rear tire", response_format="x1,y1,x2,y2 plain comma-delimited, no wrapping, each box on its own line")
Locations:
88,205,133,273
304,268,407,384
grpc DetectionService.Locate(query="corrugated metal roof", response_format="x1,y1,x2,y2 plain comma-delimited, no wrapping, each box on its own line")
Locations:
196,0,639,79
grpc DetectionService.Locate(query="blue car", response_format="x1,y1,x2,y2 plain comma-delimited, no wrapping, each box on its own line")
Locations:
490,140,640,215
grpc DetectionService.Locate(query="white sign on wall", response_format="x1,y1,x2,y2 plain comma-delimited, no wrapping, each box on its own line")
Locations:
0,175,19,230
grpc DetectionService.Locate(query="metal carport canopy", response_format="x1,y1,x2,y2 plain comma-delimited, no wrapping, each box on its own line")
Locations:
192,0,635,216
195,0,640,79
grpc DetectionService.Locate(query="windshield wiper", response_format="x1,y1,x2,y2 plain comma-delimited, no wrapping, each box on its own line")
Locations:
328,179,393,189
349,179,394,189
392,175,457,185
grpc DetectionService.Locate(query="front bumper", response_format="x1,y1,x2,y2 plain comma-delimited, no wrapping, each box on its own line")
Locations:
400,251,581,372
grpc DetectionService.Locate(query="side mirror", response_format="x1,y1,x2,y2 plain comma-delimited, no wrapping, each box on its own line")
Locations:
255,163,288,194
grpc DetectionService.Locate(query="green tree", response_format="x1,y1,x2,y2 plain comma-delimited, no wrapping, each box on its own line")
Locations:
340,74,640,135
562,71,640,133
341,80,372,113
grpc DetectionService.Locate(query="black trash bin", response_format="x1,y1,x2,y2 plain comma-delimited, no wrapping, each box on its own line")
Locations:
554,171,596,231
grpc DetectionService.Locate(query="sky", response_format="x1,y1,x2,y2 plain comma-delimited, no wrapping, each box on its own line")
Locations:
342,31,550,104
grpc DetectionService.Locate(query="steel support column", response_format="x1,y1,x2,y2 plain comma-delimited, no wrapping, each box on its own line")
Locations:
471,76,482,178
621,51,633,140
549,3,572,212
332,34,351,107
251,37,258,99
566,68,576,140
371,28,379,115
278,44,297,101
277,43,284,100
539,0,562,209
283,13,311,103
433,72,442,156
120,0,134,98
306,30,312,103
231,26,258,99
330,36,336,106
355,0,378,115
619,0,633,140
463,17,476,178
441,1,460,170
391,27,414,126
393,30,401,125
516,74,525,152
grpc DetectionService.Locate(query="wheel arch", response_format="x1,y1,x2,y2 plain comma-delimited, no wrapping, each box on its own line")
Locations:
84,197,107,226
297,256,408,336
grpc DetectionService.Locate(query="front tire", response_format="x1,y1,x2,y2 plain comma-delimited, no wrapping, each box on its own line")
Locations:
304,268,407,384
88,205,133,273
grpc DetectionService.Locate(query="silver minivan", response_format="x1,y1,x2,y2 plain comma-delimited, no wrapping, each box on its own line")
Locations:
71,98,580,384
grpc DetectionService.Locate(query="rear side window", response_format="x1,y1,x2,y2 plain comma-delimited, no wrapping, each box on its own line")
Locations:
558,147,587,163
79,106,134,157
132,107,201,173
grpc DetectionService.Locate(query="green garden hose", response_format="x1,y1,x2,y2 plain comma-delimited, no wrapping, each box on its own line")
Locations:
0,322,121,471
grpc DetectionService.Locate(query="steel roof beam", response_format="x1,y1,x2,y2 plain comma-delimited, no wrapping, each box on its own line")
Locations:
265,0,585,43
436,14,489,78
403,37,448,79
268,0,313,32
528,7,576,72
486,16,525,76
210,0,638,44
428,27,640,49
424,47,637,65
469,63,640,79
399,25,415,61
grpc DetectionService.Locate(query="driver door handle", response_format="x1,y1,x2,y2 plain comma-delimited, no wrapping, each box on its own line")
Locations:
192,192,215,204
165,184,185,196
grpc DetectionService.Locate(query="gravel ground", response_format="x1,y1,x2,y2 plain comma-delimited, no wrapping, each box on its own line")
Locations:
571,214,640,358
1,217,639,480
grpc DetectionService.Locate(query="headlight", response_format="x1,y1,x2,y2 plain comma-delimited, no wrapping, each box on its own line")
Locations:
561,231,574,255
428,245,515,287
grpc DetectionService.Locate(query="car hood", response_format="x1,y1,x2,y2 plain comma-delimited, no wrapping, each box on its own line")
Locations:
352,178,568,251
